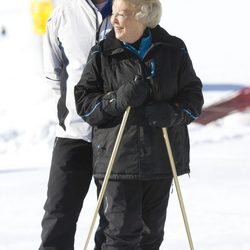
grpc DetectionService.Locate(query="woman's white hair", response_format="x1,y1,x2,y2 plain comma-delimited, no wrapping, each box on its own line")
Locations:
115,0,162,28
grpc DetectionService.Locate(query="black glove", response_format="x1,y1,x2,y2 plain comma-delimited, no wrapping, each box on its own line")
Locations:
116,75,150,108
102,75,150,116
145,102,195,128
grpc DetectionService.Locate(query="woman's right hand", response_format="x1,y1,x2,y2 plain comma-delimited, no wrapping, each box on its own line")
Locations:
116,75,151,109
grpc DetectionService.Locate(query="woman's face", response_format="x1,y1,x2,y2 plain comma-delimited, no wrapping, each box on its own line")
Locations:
111,0,146,43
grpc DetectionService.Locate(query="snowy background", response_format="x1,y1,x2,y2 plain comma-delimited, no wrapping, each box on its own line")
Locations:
0,0,250,249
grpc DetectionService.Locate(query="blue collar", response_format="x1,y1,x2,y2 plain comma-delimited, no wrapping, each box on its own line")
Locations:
124,30,152,59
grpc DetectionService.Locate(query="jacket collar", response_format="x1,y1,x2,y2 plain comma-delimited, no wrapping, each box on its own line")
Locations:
102,29,125,55
102,25,174,56
83,0,96,9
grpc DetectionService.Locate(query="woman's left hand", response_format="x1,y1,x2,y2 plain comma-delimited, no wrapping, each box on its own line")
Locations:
144,102,179,127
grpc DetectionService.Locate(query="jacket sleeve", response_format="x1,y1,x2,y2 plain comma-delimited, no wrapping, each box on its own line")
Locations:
74,46,116,126
43,8,63,98
173,43,204,122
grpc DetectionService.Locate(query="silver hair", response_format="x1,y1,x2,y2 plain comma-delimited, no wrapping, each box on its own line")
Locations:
114,0,162,28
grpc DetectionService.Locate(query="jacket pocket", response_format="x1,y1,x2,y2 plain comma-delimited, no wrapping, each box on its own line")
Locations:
92,126,117,175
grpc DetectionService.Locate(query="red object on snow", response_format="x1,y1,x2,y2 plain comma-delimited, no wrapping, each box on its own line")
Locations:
195,87,250,125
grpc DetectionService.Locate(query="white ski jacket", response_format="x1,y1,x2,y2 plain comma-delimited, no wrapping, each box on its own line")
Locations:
43,0,112,141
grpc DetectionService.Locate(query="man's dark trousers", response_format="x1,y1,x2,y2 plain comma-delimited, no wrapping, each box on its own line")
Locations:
39,137,92,250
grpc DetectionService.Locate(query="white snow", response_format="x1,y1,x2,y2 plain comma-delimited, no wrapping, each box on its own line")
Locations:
0,0,250,249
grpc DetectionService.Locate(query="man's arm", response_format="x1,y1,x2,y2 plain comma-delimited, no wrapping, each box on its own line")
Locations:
43,8,63,97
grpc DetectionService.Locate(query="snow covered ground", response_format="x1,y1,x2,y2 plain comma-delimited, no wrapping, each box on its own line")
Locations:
0,0,250,249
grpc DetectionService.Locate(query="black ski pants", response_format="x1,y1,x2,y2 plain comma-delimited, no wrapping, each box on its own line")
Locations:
94,178,173,250
39,137,93,250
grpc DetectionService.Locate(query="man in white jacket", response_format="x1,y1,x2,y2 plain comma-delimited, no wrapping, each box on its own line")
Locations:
39,1,112,249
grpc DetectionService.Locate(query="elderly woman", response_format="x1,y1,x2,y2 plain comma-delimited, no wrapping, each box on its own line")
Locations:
75,0,203,248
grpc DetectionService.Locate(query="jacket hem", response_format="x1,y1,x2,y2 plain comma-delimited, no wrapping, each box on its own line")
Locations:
93,170,190,180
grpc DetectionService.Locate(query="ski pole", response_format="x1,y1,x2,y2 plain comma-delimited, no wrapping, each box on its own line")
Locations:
162,127,194,250
83,106,131,250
